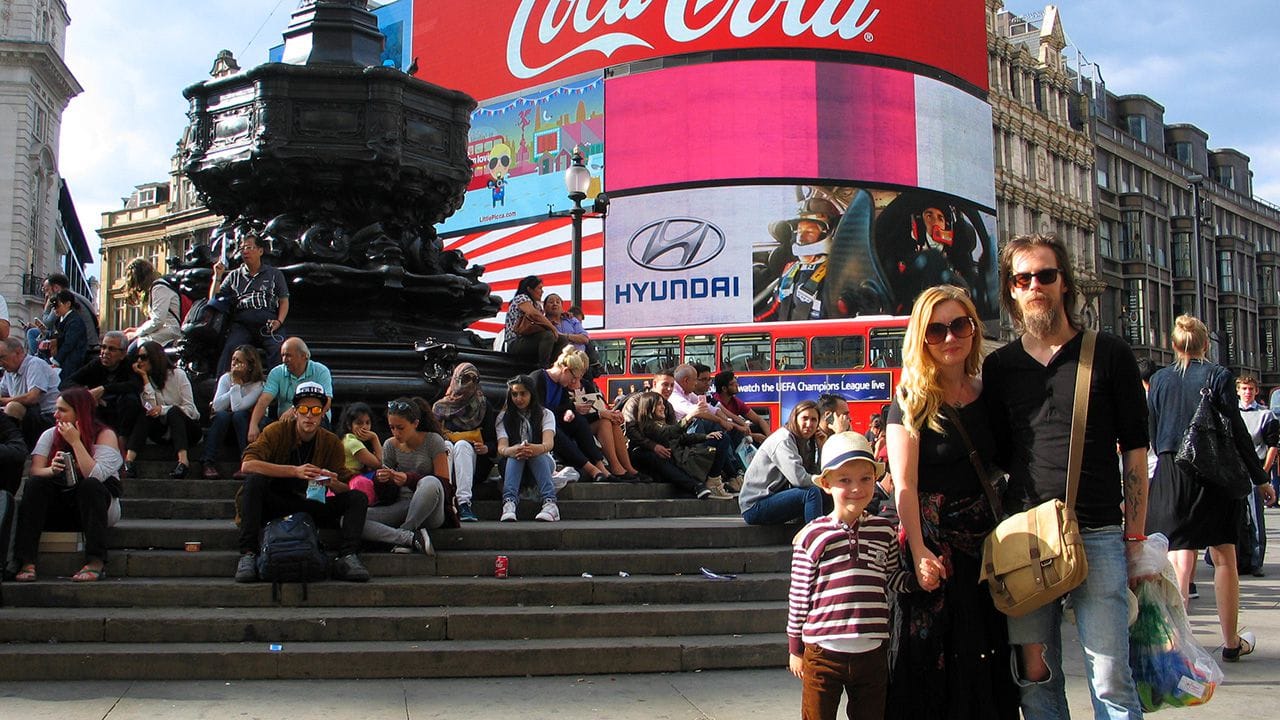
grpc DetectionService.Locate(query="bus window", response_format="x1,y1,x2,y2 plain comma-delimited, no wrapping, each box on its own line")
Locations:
812,336,864,370
722,333,772,372
596,337,626,375
775,338,807,371
630,336,680,375
869,328,906,368
683,334,716,369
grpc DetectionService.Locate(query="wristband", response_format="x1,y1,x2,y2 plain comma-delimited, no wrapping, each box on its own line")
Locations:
1124,534,1147,543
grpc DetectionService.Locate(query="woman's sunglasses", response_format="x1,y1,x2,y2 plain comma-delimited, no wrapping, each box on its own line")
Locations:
924,317,977,345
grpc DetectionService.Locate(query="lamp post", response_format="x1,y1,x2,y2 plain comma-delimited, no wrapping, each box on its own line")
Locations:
563,147,591,312
1188,173,1206,324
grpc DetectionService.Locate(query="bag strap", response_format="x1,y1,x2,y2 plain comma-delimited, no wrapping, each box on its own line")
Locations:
941,404,1003,520
1066,330,1097,510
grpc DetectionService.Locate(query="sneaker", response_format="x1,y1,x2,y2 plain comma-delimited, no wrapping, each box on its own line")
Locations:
121,461,136,479
331,553,370,582
1223,631,1256,662
169,463,189,479
724,474,744,494
201,463,221,480
705,475,733,500
413,528,435,557
234,553,258,583
458,502,478,523
696,487,713,500
1188,582,1200,599
535,499,560,522
500,499,518,522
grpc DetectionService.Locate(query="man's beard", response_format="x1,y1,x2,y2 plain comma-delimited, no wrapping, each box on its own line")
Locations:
1023,303,1059,338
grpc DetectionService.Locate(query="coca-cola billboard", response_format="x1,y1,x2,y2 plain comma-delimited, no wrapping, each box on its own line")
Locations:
413,0,988,102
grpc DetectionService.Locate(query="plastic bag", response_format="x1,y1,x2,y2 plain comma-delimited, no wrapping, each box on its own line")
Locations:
1129,533,1224,712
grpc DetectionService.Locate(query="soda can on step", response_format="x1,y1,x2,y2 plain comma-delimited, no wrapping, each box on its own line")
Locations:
494,555,509,579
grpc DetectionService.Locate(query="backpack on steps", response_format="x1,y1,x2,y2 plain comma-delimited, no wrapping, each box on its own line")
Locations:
257,512,328,590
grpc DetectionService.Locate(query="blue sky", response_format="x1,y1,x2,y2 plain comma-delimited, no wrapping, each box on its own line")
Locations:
58,1,1280,277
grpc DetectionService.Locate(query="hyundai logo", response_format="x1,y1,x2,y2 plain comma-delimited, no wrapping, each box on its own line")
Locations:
627,217,726,271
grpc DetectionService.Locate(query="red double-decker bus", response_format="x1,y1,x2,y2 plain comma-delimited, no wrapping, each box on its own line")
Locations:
591,316,908,434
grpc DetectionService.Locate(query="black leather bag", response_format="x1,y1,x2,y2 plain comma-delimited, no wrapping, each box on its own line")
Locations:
1175,386,1253,499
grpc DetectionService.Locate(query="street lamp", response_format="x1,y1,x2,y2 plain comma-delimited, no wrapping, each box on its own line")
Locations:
563,147,591,311
1188,173,1206,324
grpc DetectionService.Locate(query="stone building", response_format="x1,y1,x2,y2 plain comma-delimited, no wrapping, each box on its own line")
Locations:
0,0,90,325
986,2,1100,334
1087,90,1280,384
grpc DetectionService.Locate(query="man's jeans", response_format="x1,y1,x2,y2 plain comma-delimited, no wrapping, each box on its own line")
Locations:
741,486,828,526
1007,526,1142,720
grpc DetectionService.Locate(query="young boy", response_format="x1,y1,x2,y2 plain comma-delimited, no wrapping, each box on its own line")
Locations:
786,431,923,720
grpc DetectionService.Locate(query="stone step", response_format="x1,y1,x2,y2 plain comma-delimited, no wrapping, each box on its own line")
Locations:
127,477,241,499
124,475,687,501
0,572,790,609
118,496,737,521
0,634,788,680
0,601,785,644
28,546,790,579
104,518,793,552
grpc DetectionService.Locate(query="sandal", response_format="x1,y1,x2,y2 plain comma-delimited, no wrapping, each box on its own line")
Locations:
71,564,106,583
592,473,609,483
1223,631,1256,661
15,564,36,583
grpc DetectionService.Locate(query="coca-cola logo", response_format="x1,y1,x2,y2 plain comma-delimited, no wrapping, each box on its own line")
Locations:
507,0,881,80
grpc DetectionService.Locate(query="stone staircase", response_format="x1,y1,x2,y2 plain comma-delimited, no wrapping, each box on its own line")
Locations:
0,449,794,680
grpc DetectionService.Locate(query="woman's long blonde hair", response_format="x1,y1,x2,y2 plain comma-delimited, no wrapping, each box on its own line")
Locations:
898,285,984,435
1171,314,1209,371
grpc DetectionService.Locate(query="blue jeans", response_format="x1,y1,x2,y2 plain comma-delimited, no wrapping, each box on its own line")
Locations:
741,486,827,526
1007,526,1142,720
202,408,251,463
688,418,738,477
502,453,556,504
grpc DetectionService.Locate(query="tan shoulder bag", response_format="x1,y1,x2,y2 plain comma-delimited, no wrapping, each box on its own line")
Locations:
979,330,1095,617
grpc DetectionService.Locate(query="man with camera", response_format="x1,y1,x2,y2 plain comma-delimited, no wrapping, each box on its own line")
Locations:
211,230,290,375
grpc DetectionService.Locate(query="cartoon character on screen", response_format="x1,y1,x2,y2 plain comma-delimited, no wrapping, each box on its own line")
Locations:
756,199,839,322
487,143,512,207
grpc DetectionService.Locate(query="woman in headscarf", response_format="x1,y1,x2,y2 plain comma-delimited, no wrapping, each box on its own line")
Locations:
432,362,497,523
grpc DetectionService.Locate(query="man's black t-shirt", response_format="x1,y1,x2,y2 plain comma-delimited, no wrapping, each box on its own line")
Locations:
981,330,1147,528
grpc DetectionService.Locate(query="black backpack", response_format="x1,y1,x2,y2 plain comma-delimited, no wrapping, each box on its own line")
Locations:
257,512,328,590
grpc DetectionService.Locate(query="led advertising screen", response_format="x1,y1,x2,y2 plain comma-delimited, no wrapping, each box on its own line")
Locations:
605,60,995,208
413,0,989,102
443,216,605,338
438,75,605,235
605,183,999,329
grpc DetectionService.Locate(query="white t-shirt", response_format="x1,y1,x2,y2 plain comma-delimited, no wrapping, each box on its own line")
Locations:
0,355,60,415
495,407,555,445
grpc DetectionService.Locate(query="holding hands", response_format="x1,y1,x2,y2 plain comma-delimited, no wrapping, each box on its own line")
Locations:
915,549,947,591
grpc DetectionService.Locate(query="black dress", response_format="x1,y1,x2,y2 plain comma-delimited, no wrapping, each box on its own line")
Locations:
885,397,1019,720
1146,360,1265,550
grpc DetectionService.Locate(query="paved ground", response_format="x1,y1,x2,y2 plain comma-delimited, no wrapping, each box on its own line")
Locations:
3,514,1279,719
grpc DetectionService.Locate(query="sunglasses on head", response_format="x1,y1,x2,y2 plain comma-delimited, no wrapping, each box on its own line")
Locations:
923,317,977,345
1010,268,1061,289
295,405,325,417
387,400,414,413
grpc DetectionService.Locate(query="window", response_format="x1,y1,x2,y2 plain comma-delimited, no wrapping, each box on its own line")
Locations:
1264,319,1279,373
1120,211,1142,260
722,333,771,372
682,334,716,369
1172,232,1191,278
1214,165,1235,190
1172,141,1193,166
1098,220,1114,259
137,188,157,206
596,338,626,375
1126,114,1148,143
812,336,865,370
1219,310,1236,365
869,328,905,368
1125,279,1146,345
1118,162,1132,193
1218,250,1234,293
1096,155,1111,189
629,336,679,375
775,338,807,371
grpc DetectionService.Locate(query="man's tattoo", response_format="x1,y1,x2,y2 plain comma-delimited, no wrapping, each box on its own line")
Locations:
1123,466,1145,519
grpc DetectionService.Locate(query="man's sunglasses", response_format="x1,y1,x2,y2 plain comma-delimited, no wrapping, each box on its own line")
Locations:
923,317,977,345
1009,268,1061,289
295,405,325,417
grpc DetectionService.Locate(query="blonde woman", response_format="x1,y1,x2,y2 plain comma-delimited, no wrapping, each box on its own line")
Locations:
885,285,1018,719
122,258,182,346
1147,315,1276,661
532,346,610,482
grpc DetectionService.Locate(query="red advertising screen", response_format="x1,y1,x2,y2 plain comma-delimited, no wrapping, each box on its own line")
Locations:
413,0,989,102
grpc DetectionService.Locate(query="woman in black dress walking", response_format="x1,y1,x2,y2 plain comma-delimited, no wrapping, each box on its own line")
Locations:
1147,314,1276,660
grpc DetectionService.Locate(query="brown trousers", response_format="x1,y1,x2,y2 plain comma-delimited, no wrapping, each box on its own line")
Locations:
800,643,888,720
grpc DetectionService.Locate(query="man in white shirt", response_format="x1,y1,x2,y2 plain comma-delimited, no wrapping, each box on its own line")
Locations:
1237,375,1276,577
0,337,60,447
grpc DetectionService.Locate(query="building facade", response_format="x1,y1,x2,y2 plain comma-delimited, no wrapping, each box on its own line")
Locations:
1088,90,1280,384
0,0,88,324
987,1,1100,334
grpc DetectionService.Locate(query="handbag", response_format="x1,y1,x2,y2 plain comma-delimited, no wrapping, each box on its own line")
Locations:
672,444,716,483
979,330,1095,618
513,312,542,337
1175,381,1253,500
